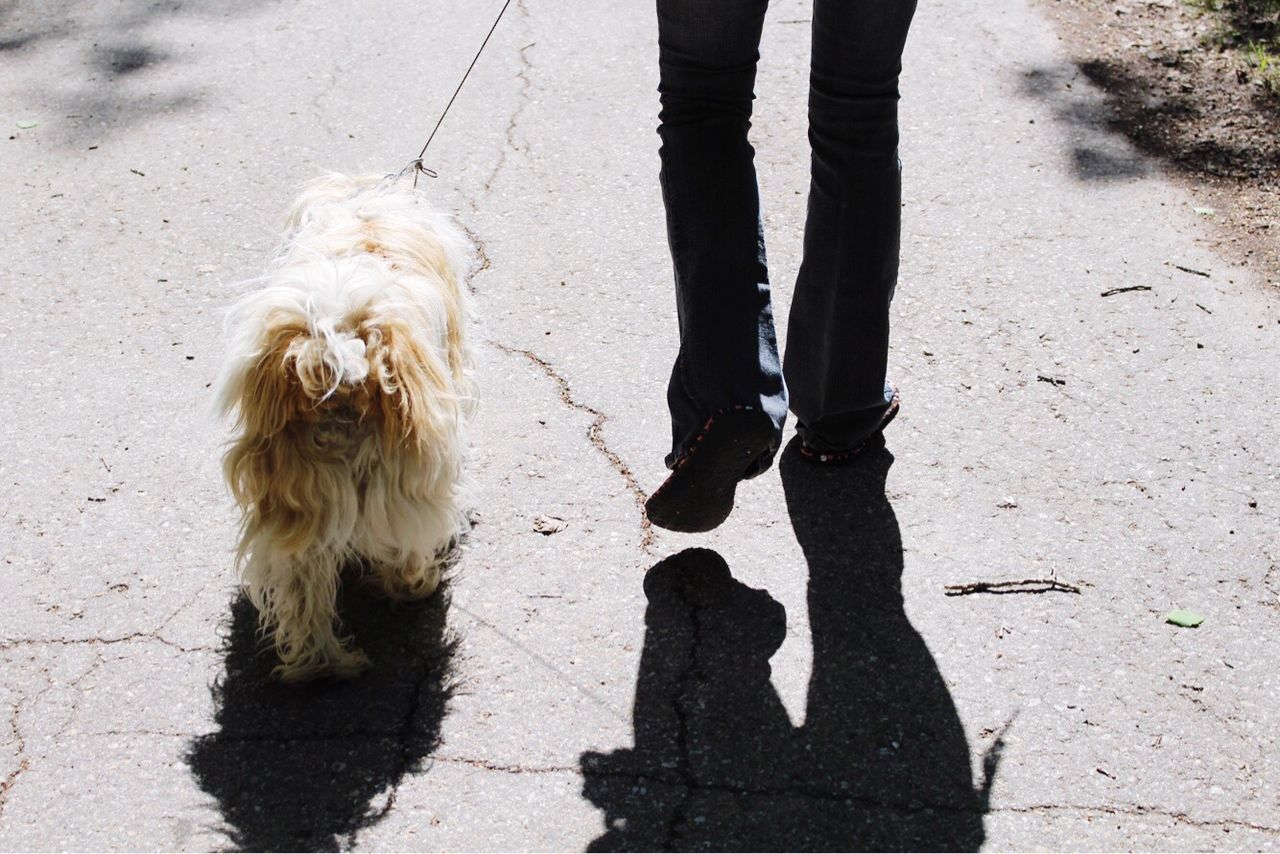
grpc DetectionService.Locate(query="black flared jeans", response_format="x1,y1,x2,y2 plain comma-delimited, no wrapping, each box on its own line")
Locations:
658,0,917,466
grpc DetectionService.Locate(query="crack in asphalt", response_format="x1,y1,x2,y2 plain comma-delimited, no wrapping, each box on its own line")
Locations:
50,652,106,749
398,749,1280,838
434,755,577,775
1263,563,1280,614
64,729,193,739
173,732,408,744
457,0,530,282
0,663,66,819
0,649,116,819
453,3,659,553
0,637,187,817
0,700,30,818
0,634,216,654
457,0,659,557
0,756,31,818
307,26,356,139
152,575,219,642
662,594,702,849
592,768,1008,816
481,0,534,197
359,644,439,834
994,802,1280,836
489,341,655,553
460,222,491,276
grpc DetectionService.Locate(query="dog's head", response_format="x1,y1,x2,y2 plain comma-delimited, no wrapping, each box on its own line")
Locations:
216,262,463,454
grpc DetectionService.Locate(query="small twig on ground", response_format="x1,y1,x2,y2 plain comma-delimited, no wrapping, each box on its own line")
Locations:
1036,374,1067,386
1195,302,1213,314
1100,285,1153,297
1168,262,1211,278
945,578,1083,596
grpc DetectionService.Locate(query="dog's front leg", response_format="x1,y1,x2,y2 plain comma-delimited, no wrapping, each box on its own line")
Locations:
246,548,370,682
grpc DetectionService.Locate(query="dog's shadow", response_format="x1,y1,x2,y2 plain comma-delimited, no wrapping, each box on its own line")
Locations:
187,582,457,852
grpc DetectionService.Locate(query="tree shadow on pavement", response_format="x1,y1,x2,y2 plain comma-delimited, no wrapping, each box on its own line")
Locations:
581,442,998,851
1018,59,1279,183
1018,64,1151,182
0,0,283,140
187,584,457,852
1073,58,1279,180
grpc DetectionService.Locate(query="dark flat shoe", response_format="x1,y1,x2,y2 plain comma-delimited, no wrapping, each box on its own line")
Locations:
645,407,777,533
799,383,900,466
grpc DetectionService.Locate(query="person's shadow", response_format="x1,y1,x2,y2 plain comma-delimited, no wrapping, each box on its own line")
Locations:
186,583,457,852
582,440,997,850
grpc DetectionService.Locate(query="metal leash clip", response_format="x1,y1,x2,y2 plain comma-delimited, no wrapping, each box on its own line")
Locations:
395,158,440,188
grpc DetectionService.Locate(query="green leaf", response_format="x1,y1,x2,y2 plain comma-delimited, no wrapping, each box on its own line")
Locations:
15,119,38,129
1165,609,1204,628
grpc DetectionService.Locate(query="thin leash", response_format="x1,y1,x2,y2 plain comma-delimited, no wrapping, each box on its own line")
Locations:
398,0,516,188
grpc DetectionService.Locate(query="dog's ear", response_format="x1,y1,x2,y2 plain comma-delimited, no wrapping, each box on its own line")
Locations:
363,315,456,450
221,313,313,439
219,315,304,525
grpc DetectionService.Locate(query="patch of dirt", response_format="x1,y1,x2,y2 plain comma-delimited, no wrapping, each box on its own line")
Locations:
1038,0,1279,288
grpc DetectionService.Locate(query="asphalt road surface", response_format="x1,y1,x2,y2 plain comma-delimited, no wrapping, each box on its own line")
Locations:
2,0,1278,849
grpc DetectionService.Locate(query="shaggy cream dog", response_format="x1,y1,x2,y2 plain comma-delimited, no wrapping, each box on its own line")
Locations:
215,173,475,682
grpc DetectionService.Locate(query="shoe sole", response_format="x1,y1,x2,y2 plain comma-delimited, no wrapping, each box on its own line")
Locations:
645,408,777,533
799,387,901,466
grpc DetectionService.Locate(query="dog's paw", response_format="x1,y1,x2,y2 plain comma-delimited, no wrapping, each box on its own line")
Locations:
274,644,372,684
374,555,443,602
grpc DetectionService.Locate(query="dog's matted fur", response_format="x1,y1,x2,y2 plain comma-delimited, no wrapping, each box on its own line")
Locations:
215,173,475,682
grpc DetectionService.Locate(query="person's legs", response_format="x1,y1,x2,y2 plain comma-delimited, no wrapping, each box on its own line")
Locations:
656,0,787,472
783,0,917,453
646,0,786,532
